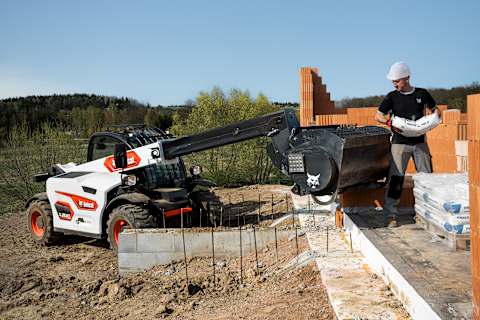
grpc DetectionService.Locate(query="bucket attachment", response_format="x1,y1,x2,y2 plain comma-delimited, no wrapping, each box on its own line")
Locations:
268,125,391,198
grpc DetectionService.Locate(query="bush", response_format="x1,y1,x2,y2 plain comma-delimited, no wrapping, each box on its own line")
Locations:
0,123,87,214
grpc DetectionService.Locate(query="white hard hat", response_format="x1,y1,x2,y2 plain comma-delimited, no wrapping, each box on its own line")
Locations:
387,62,410,81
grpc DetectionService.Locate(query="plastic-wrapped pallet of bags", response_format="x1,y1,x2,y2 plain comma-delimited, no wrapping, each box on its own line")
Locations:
414,202,470,234
413,173,469,214
413,173,470,235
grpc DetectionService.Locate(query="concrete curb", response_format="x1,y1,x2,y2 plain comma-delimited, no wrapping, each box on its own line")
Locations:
118,228,291,274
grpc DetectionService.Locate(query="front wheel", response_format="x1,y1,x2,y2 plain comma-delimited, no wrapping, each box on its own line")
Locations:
106,204,157,251
27,200,59,245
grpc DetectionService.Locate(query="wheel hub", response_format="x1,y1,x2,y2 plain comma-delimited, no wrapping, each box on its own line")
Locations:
31,211,45,237
113,220,128,245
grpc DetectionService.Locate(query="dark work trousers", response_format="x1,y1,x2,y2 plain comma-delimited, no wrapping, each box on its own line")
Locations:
384,143,432,220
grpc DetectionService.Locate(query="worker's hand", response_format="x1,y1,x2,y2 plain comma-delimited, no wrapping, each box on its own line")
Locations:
391,126,403,133
386,116,402,133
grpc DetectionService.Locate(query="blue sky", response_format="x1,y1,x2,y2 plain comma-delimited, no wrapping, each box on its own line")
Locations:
1,0,479,105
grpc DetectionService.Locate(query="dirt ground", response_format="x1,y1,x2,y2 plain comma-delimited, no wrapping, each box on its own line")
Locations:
0,185,336,319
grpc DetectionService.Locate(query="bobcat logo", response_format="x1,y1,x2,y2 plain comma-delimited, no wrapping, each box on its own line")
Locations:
306,173,320,188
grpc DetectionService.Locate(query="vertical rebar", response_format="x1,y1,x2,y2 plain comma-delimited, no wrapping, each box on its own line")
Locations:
253,227,259,274
239,225,243,284
228,196,232,228
258,194,261,223
309,196,315,227
241,194,245,226
220,206,223,227
229,207,233,228
271,193,274,221
295,225,299,263
211,226,215,289
285,194,289,214
350,232,353,253
326,226,329,253
181,209,189,290
274,226,278,264
199,203,203,228
292,208,296,228
237,209,240,227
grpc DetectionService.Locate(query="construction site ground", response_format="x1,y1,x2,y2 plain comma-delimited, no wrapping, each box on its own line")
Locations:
346,208,472,319
0,185,336,320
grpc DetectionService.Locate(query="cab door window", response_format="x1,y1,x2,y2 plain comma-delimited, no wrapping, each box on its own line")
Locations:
90,136,122,161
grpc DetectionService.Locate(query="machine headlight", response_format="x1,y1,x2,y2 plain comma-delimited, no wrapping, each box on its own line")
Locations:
122,175,137,186
190,165,202,176
288,153,305,173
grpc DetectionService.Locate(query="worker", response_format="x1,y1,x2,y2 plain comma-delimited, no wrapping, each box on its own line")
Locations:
375,62,441,228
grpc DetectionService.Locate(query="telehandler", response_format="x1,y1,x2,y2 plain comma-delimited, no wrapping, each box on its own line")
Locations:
26,109,391,250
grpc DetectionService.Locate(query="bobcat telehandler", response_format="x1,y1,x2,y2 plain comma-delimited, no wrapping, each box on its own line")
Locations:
26,109,391,250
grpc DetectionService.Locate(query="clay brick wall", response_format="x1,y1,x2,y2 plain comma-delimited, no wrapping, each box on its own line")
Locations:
467,94,480,318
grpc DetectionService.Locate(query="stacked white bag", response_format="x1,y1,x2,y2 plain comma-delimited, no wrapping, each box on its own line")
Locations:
413,173,470,235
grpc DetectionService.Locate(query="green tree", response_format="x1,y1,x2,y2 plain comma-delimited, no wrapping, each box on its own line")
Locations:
171,87,279,185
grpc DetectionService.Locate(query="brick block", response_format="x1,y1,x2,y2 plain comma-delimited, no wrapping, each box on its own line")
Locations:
468,94,480,140
443,109,461,124
469,140,480,185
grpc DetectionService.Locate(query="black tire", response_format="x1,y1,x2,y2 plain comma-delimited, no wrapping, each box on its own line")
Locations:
27,200,59,246
106,204,158,251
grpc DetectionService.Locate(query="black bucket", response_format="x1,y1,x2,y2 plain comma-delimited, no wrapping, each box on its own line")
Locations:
268,125,391,197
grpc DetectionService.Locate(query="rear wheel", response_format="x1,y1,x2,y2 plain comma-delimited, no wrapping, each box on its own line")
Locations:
106,204,158,251
27,200,59,245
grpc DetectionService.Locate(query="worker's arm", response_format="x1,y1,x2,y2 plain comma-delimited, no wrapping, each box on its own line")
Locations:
424,90,441,118
377,93,393,126
375,111,388,125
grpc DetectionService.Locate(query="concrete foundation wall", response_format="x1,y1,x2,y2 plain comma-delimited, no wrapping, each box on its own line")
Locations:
118,228,291,273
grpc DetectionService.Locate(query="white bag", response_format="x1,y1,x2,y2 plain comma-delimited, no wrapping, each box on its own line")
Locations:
391,113,441,137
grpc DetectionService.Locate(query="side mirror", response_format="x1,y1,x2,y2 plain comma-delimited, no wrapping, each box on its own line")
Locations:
189,165,203,176
114,143,128,169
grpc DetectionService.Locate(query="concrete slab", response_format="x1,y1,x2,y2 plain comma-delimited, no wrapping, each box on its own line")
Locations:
118,228,291,274
291,193,410,320
345,208,472,320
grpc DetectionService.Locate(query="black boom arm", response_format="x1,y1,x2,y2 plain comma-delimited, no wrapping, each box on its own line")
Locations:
163,109,299,159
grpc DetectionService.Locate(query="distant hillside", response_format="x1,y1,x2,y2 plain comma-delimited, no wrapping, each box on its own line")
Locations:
335,82,480,112
0,94,190,136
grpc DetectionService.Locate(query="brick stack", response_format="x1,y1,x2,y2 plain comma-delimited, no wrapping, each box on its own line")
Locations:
315,114,348,126
467,94,480,318
300,67,315,126
299,67,339,126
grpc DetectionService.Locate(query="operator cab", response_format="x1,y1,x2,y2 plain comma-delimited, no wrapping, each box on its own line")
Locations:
87,124,171,162
87,125,187,191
